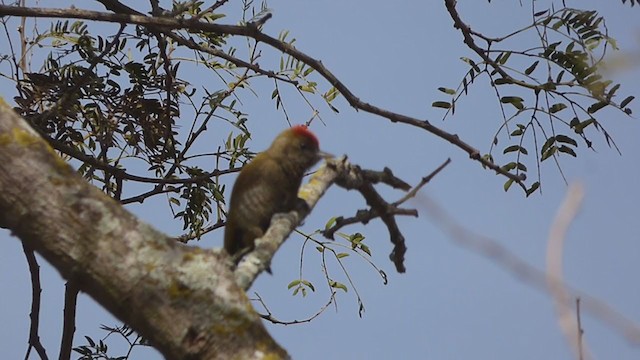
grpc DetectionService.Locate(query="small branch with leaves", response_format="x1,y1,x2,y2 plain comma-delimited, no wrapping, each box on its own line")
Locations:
0,3,526,189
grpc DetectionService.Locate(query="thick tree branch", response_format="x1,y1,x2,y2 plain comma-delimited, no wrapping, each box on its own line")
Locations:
0,102,287,359
0,4,526,188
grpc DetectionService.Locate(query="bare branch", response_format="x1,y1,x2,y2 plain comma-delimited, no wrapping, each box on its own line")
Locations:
418,192,640,346
546,183,593,359
576,298,586,360
252,292,336,326
174,219,226,243
22,243,49,360
393,158,451,206
59,281,79,360
47,137,240,186
444,0,541,92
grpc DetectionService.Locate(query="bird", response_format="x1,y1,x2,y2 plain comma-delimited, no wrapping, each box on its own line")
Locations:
224,125,331,269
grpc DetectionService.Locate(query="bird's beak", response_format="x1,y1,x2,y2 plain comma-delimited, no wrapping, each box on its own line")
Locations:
318,150,334,160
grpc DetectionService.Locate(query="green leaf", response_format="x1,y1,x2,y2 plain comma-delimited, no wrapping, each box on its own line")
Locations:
555,134,578,147
494,78,511,85
511,128,524,136
432,101,451,109
503,145,528,155
501,162,517,171
551,20,564,30
500,96,524,109
621,95,635,108
500,96,524,104
573,119,593,133
349,232,365,243
524,60,539,75
323,87,339,102
324,216,337,231
541,145,557,161
497,51,512,65
549,103,567,113
298,84,316,93
516,162,527,171
481,154,494,168
301,280,315,292
541,136,556,154
503,178,514,192
587,101,607,114
85,336,95,347
330,281,348,292
526,182,540,197
438,87,456,95
336,252,350,259
461,57,481,72
287,280,301,289
558,145,577,157
607,83,621,101
303,67,314,76
570,117,580,127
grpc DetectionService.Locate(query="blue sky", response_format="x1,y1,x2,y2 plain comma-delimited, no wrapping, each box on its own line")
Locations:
1,1,639,359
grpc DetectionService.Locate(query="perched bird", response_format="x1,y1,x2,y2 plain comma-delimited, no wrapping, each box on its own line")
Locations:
224,125,331,267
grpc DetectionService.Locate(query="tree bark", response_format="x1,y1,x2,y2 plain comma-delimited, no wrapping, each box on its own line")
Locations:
0,99,288,359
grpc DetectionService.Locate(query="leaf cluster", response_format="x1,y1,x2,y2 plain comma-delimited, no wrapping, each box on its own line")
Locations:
433,6,635,194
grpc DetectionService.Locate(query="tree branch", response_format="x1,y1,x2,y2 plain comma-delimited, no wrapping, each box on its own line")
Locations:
0,102,287,359
0,4,526,188
47,137,240,186
59,281,79,360
419,188,640,346
234,156,428,287
22,243,49,360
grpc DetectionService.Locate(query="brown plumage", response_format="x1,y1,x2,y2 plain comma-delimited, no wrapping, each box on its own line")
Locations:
224,125,328,266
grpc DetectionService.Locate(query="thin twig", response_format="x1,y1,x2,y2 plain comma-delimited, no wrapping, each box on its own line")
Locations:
252,292,336,325
22,243,49,360
59,281,79,360
547,183,592,359
577,298,585,360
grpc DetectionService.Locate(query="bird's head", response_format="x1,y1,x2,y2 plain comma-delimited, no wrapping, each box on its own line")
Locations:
269,125,332,169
